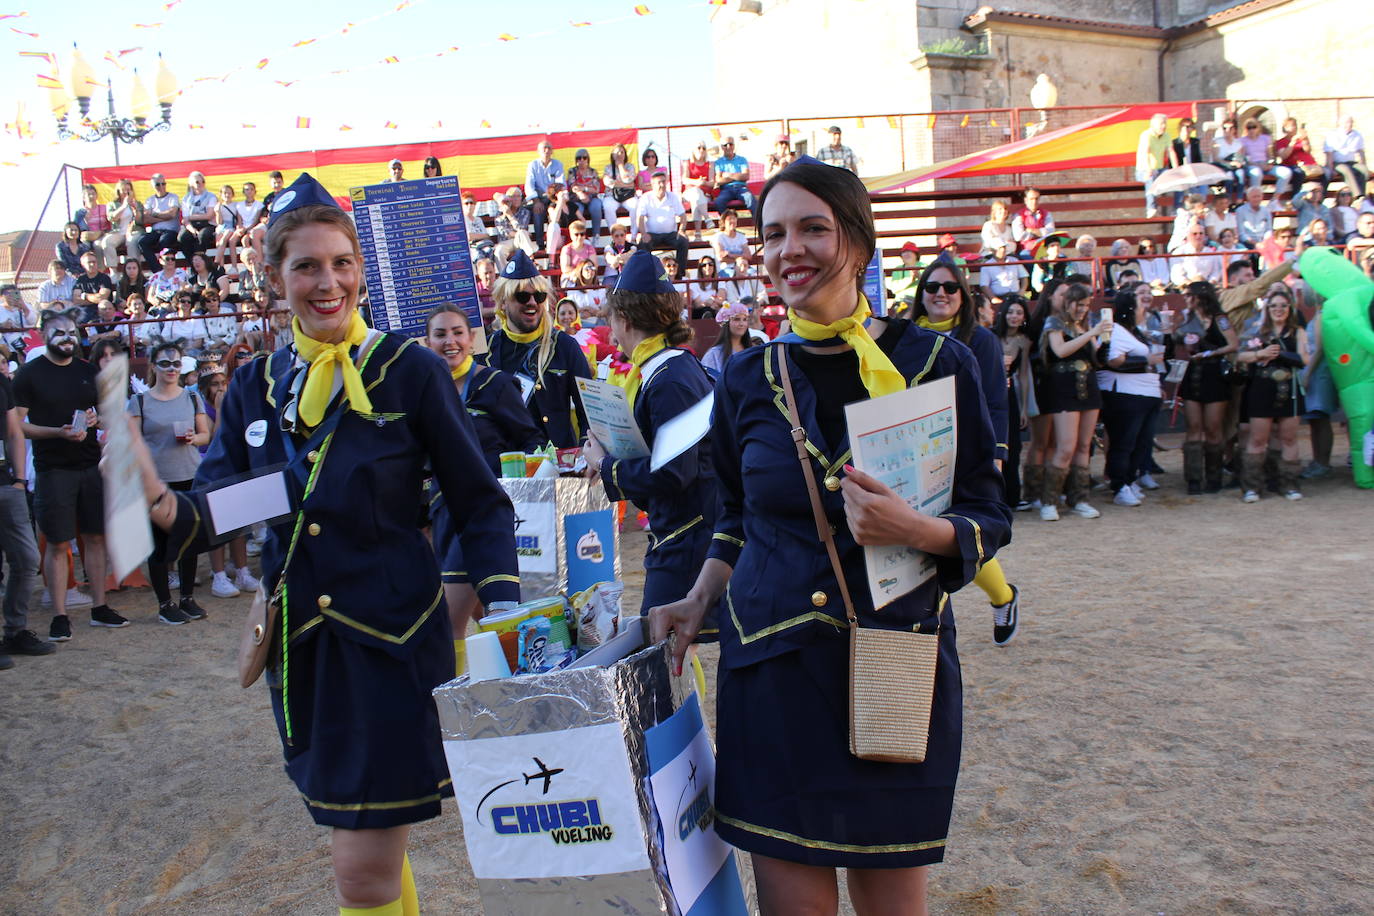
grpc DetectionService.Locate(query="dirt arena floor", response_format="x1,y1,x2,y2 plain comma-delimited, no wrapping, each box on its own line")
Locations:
2,433,1371,915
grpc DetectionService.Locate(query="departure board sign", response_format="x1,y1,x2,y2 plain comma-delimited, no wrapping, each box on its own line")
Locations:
350,176,481,340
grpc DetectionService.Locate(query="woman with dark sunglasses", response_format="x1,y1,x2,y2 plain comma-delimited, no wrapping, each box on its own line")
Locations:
422,156,442,177
681,140,716,240
910,255,1021,645
129,338,211,625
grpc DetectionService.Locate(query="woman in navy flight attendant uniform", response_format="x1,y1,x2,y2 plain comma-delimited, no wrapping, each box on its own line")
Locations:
424,303,540,668
652,159,1010,915
131,174,520,916
478,249,593,448
582,249,718,632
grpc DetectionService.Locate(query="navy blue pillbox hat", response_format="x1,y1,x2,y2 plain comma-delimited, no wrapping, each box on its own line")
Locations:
614,249,675,294
267,172,340,227
501,249,541,280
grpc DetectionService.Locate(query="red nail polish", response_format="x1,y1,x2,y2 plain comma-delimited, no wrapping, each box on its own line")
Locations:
844,464,855,473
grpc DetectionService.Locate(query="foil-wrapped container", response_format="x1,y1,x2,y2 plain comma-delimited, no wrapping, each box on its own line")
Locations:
435,626,693,915
501,477,622,600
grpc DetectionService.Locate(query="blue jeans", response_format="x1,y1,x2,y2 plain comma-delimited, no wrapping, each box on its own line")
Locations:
138,228,179,268
1102,390,1161,491
1243,164,1293,195
713,183,755,218
1137,167,1164,213
575,195,605,238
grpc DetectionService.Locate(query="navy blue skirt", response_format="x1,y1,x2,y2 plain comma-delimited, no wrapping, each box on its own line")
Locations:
429,488,468,585
268,617,456,829
713,626,962,869
642,525,718,643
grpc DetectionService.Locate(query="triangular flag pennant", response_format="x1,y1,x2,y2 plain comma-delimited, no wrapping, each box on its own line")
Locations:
18,50,51,61
242,122,257,128
275,80,297,87
295,116,310,128
435,46,458,56
339,124,353,131
886,116,899,129
384,121,398,129
431,120,443,128
634,4,651,14
103,51,126,69
959,114,969,127
709,127,720,140
163,0,182,9
293,38,316,47
709,0,726,5
856,117,865,128
498,33,516,41
480,119,491,128
132,22,162,28
570,19,591,26
255,58,269,69
0,13,29,19
989,116,998,127
927,114,936,128
188,123,204,129
382,55,399,64
9,26,38,37
36,73,62,89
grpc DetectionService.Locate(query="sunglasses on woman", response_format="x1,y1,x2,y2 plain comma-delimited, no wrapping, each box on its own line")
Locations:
923,281,961,295
514,290,547,305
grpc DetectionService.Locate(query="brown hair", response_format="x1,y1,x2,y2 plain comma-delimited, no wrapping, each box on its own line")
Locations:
264,205,360,269
606,290,692,347
756,158,875,301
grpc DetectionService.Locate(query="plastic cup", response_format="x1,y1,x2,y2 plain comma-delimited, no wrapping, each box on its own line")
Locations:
524,456,546,477
465,631,512,682
500,452,526,478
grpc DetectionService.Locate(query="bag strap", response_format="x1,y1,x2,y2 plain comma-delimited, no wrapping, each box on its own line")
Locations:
776,346,859,630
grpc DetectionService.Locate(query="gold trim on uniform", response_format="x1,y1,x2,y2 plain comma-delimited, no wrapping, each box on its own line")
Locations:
726,586,846,644
475,573,520,591
649,515,704,553
320,586,444,645
941,513,984,568
302,777,452,813
713,532,744,547
715,812,947,855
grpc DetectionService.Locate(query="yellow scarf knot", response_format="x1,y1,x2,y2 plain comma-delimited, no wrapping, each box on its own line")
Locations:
450,355,474,382
292,311,374,427
786,297,905,398
499,307,550,345
916,314,958,332
624,333,668,411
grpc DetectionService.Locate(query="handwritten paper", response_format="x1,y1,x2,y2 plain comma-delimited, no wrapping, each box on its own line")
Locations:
844,376,957,608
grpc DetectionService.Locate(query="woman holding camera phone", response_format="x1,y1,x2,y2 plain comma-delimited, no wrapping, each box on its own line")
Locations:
1236,286,1309,502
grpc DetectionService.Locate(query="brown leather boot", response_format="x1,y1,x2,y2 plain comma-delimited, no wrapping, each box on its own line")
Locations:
1183,441,1204,495
1240,452,1264,502
1264,446,1282,493
1066,465,1100,517
1203,443,1224,493
1039,465,1067,520
1022,464,1044,507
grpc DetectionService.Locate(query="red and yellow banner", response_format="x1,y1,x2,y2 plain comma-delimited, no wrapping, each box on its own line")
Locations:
81,127,638,211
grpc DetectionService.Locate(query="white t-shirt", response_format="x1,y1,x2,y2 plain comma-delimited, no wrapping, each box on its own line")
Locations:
1097,325,1160,397
234,199,264,229
638,192,684,235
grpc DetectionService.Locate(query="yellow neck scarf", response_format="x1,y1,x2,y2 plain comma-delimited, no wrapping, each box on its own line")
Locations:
450,355,474,382
292,311,373,427
500,307,549,345
623,333,668,411
787,297,905,398
916,314,958,332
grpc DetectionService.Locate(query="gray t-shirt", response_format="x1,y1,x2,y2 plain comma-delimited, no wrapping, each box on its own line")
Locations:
128,388,204,483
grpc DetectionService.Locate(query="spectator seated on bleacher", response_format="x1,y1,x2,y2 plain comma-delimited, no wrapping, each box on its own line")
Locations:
1169,193,1210,251
1012,186,1054,259
886,242,923,315
1304,217,1337,249
72,251,115,322
603,224,634,290
231,181,264,266
1102,239,1140,292
1275,118,1324,195
1214,229,1249,271
1257,216,1298,270
689,254,727,318
1029,233,1069,293
558,221,598,282
1294,186,1335,235
817,126,858,174
75,184,121,273
712,137,755,221
0,285,34,351
179,171,218,263
524,139,565,249
980,200,1016,256
1134,237,1170,288
1238,118,1293,199
937,233,967,268
474,257,496,326
603,142,638,227
979,242,1027,303
493,187,536,265
213,184,241,269
1212,118,1246,205
1075,234,1098,261
55,221,91,275
186,252,230,303
1347,211,1374,262
140,173,181,270
462,192,495,263
1203,194,1237,243
568,149,606,242
723,255,767,309
38,260,76,309
1324,116,1368,197
660,253,690,301
680,141,716,240
709,208,751,267
636,148,661,198
635,171,689,268
1235,186,1274,248
1330,187,1359,241
1170,220,1222,286
765,135,797,181
566,260,601,298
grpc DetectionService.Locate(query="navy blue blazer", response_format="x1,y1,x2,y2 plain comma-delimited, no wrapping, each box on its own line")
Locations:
479,327,592,448
599,347,717,565
460,363,544,475
965,325,1011,461
707,320,1011,669
165,332,521,659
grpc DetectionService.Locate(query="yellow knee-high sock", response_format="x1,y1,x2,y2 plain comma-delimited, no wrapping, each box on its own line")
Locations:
401,853,419,916
453,639,468,678
340,900,403,916
973,558,1014,607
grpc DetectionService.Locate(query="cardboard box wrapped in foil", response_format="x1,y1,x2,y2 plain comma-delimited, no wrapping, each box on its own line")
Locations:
434,625,693,915
500,477,622,600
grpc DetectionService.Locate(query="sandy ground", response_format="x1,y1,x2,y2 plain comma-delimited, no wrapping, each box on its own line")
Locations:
2,433,1371,915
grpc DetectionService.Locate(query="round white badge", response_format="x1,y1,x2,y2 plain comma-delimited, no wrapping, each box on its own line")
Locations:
270,190,297,213
245,419,268,448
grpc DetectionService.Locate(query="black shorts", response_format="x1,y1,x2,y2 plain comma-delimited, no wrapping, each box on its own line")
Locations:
34,466,104,542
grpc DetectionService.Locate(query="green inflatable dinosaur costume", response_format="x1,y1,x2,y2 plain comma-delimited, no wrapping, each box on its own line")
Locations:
1298,248,1374,488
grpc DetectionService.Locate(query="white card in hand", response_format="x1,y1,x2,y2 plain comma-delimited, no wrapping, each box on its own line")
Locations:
649,392,714,472
204,470,292,538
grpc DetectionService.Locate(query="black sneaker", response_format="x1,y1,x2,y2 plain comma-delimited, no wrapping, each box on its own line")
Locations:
179,597,207,621
0,652,11,670
90,605,130,628
158,601,190,625
2,629,56,656
49,614,72,642
992,585,1020,647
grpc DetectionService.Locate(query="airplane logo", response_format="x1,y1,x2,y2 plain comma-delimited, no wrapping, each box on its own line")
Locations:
522,757,564,795
688,760,699,788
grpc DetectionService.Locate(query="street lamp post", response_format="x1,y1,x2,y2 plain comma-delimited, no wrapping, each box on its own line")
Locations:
51,45,178,166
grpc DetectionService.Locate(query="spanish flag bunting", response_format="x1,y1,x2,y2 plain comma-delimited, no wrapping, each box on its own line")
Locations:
959,113,969,127
296,116,311,128
241,122,257,129
989,115,999,127
886,116,899,129
480,119,491,128
341,22,355,32
339,124,353,131
384,121,398,129
855,117,864,128
709,0,727,5
293,38,316,47
382,55,400,64
17,50,51,60
498,33,516,41
255,58,269,69
709,127,720,140
9,26,37,36
577,120,586,128
35,73,62,89
395,0,411,8
571,20,591,26
21,150,39,157
0,13,28,19
634,5,651,14
103,51,127,69
435,46,458,56
163,0,182,9
188,123,204,129
275,80,297,87
431,120,443,128
132,22,162,28
1,161,15,167
192,75,217,83
927,114,936,128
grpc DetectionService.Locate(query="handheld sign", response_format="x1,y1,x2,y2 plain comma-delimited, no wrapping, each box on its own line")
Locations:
351,176,483,345
863,248,887,317
575,378,650,459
